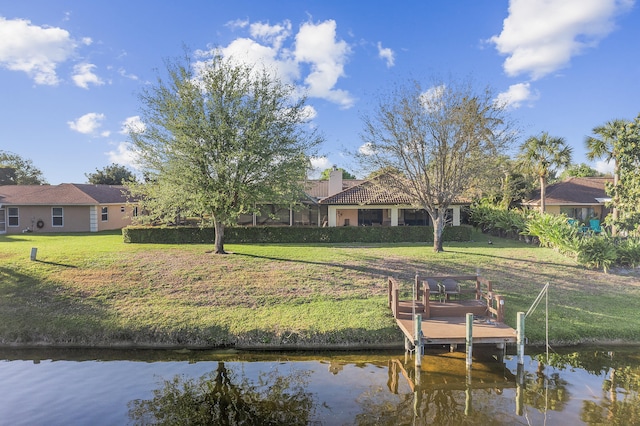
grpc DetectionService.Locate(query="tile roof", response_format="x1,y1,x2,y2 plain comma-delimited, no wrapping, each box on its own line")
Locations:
319,174,472,206
303,179,365,199
524,177,612,205
320,176,415,205
0,184,132,205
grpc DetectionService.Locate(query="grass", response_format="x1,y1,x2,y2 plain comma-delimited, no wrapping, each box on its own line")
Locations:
1,230,639,349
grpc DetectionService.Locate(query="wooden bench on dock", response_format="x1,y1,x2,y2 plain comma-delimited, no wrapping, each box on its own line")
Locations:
388,274,505,321
388,273,516,348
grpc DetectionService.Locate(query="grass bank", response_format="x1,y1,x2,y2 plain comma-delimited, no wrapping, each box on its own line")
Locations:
1,230,639,349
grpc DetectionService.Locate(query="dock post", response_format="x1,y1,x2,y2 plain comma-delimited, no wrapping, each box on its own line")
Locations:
414,314,422,369
466,313,473,370
517,311,525,366
516,363,525,416
30,247,38,261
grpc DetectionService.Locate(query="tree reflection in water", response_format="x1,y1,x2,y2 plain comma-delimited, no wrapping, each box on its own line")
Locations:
128,361,314,425
123,348,640,425
540,350,640,425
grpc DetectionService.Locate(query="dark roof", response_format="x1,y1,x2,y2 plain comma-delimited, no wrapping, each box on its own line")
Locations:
524,177,612,205
0,184,132,206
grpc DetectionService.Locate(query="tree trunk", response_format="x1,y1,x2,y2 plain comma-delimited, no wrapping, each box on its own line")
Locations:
611,165,619,237
213,219,226,254
433,213,445,252
539,176,546,213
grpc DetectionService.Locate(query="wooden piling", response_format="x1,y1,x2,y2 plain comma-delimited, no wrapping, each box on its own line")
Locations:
466,312,473,369
414,314,422,368
517,311,525,365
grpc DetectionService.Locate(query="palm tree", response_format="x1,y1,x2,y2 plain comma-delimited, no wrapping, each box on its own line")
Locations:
585,119,628,236
518,132,573,213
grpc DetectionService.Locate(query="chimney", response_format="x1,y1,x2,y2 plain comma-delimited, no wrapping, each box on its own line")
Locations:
328,167,343,196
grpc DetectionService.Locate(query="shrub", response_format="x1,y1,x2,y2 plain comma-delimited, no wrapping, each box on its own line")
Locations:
523,212,580,254
615,237,640,268
468,201,527,237
576,235,618,273
123,225,473,244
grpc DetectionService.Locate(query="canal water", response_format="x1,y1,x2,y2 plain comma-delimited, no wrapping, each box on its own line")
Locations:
0,346,638,425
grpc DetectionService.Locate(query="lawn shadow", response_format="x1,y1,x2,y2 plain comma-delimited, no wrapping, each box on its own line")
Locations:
443,249,584,271
34,259,78,268
232,251,415,281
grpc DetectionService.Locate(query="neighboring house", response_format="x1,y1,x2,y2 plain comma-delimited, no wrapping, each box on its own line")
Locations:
319,171,466,227
522,176,613,222
237,169,467,227
0,184,137,234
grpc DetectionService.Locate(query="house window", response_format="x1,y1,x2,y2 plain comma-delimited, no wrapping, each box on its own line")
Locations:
132,206,138,217
52,207,63,227
120,206,125,213
358,209,383,226
101,207,108,221
8,207,19,227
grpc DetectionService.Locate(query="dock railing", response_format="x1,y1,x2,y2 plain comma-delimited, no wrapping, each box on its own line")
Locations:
387,277,400,319
413,273,505,322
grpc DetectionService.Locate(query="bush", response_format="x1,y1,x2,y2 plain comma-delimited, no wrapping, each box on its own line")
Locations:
468,201,527,238
523,212,580,254
123,225,473,244
615,237,640,268
576,235,618,273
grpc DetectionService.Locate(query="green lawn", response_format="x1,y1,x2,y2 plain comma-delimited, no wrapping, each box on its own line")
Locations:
1,230,639,348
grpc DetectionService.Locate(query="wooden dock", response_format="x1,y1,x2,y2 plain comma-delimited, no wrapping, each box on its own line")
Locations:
388,274,517,348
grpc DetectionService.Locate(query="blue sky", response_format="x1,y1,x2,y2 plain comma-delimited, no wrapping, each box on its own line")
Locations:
1,0,638,184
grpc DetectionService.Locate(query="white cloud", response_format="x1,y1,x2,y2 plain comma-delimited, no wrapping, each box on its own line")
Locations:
358,142,375,156
295,20,354,108
595,159,615,175
490,0,634,79
201,18,355,109
0,17,77,85
249,20,291,49
300,105,318,122
72,63,104,89
118,67,139,81
377,42,395,67
420,84,447,113
309,156,331,178
107,141,139,168
226,18,249,30
119,116,146,134
217,37,299,83
68,112,106,135
495,82,540,109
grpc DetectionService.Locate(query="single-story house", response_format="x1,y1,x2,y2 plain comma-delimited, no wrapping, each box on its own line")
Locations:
237,169,468,227
0,184,137,234
522,176,613,222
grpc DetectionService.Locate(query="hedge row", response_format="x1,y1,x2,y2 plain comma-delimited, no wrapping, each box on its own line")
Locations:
122,225,473,244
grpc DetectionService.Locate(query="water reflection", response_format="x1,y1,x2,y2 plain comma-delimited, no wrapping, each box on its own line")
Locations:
0,346,638,425
128,361,314,425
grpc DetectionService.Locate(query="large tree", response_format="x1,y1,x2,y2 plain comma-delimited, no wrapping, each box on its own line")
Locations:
585,119,629,235
359,77,516,252
319,167,355,180
0,151,47,185
85,163,137,185
559,163,604,180
597,114,640,235
517,132,572,213
130,53,322,253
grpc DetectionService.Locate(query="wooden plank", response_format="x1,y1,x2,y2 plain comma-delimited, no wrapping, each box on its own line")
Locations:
396,316,517,346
